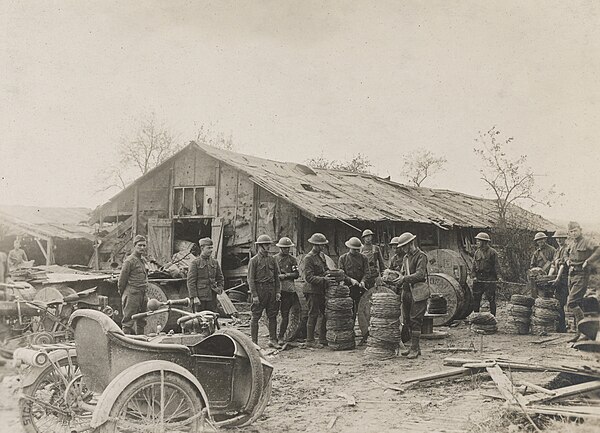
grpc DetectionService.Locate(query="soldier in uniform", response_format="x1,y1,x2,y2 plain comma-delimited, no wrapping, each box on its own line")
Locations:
187,238,224,313
361,229,386,289
8,239,28,271
275,237,300,345
338,236,369,324
565,221,600,342
394,232,429,359
471,232,500,316
118,235,149,335
248,235,282,348
530,232,556,273
303,233,337,348
548,230,569,332
388,237,403,271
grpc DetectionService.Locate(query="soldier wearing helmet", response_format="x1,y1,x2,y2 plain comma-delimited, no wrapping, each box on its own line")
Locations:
565,221,600,342
118,235,149,334
248,234,282,348
530,232,556,274
549,230,569,332
303,233,337,348
360,229,386,289
388,236,404,271
338,237,370,325
393,232,429,359
187,237,224,314
274,237,300,345
472,232,500,316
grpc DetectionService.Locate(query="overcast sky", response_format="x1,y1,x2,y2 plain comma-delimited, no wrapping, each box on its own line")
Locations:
1,1,599,225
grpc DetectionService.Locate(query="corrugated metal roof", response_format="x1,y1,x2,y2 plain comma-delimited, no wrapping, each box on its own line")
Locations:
0,205,95,240
195,143,556,230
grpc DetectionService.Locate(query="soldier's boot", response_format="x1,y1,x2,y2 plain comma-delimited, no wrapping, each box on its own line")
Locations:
568,307,585,343
400,326,411,356
250,319,259,345
268,318,281,349
407,331,421,359
306,317,316,346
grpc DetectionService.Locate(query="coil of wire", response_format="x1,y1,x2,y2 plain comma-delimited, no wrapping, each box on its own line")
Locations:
366,291,401,358
325,279,355,351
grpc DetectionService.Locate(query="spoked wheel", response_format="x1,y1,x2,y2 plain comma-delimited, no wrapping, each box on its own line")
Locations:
19,356,91,433
97,372,204,433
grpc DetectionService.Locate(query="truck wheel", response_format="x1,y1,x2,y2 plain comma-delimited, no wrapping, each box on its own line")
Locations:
97,372,204,433
19,356,89,433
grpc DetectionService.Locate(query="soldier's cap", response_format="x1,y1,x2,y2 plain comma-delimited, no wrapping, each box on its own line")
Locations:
345,237,363,249
276,237,294,248
475,232,491,242
308,232,328,245
255,234,273,244
199,237,213,247
533,232,547,241
389,236,400,246
553,230,568,238
361,229,374,238
397,232,416,247
133,235,147,245
568,221,581,230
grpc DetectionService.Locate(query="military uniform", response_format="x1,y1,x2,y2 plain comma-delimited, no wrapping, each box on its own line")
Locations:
338,251,369,322
400,247,429,335
552,244,570,332
388,253,404,272
248,252,281,344
187,255,224,312
303,250,329,344
567,236,599,308
275,252,299,341
530,243,557,273
118,253,148,334
472,246,500,316
361,244,386,289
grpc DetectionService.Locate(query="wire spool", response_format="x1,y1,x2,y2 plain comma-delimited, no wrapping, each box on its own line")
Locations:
511,294,535,308
427,294,448,315
326,284,350,298
468,312,498,334
366,291,401,358
326,269,346,283
364,344,396,360
325,282,354,350
505,321,530,335
507,304,531,317
428,273,466,326
534,298,560,311
357,286,395,339
530,298,560,335
425,249,470,287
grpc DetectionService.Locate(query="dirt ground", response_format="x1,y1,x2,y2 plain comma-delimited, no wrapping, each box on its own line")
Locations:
1,303,599,433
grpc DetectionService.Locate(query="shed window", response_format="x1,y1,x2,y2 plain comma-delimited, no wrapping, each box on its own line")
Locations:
173,186,216,217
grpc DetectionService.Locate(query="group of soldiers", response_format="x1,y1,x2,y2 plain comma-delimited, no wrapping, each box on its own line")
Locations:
117,221,599,351
467,221,600,342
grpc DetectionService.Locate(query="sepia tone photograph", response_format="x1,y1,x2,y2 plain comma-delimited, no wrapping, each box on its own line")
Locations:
1,1,599,432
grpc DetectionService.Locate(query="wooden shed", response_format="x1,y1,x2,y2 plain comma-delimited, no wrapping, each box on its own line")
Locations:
89,142,557,282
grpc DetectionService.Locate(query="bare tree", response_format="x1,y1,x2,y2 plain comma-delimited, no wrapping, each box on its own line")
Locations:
474,126,559,228
305,152,373,174
95,113,181,193
401,149,447,187
120,113,181,176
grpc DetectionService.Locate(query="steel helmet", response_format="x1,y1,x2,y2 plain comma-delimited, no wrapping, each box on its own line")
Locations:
397,232,416,247
362,229,374,238
308,233,329,245
276,237,295,248
345,237,363,249
389,236,400,246
475,232,491,242
255,234,273,244
552,230,568,239
533,232,548,241
198,237,213,247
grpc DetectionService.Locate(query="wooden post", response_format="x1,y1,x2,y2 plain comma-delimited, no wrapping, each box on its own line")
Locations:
35,238,48,263
46,237,55,265
132,184,139,236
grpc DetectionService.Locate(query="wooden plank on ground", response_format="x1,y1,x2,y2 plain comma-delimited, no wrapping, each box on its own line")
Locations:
524,380,600,405
526,405,600,419
217,291,238,315
401,367,474,384
486,365,528,407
